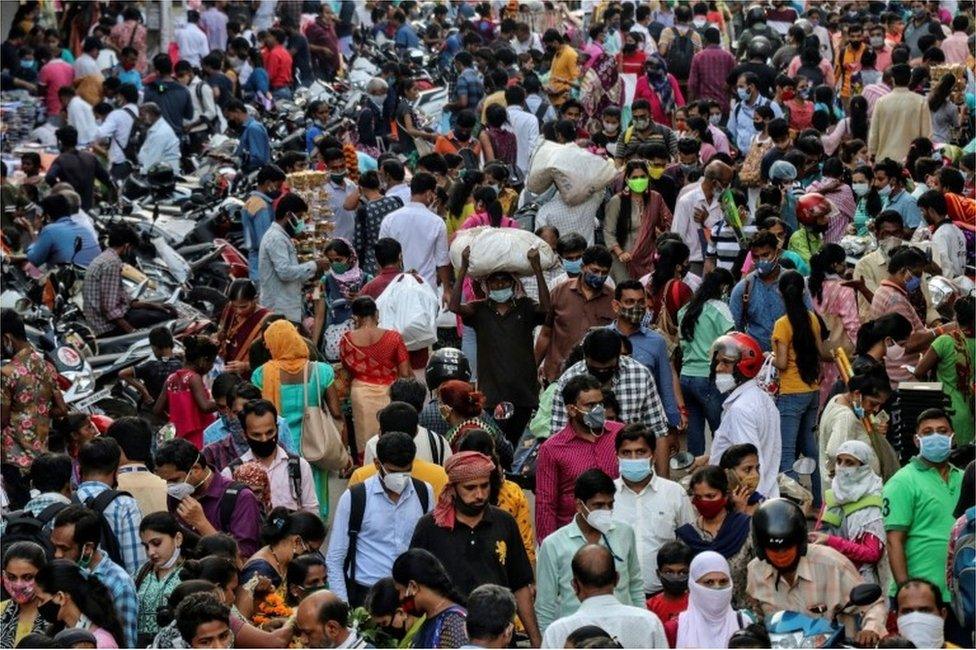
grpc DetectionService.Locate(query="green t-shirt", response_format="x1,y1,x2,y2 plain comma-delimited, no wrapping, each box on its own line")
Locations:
930,333,975,445
678,299,735,377
788,227,823,265
882,457,964,600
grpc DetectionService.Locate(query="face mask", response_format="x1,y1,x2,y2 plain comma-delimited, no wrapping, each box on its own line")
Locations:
2,576,35,604
583,505,613,533
755,258,778,276
737,87,750,101
619,304,646,325
852,399,865,419
681,163,700,176
454,496,488,516
619,457,652,482
715,372,737,394
648,166,665,180
368,94,385,108
877,184,892,199
37,597,61,624
292,216,307,235
780,89,796,101
159,545,182,570
870,36,885,48
692,495,727,519
897,612,945,649
852,182,870,197
167,481,196,501
583,271,608,290
798,87,811,99
563,258,583,275
917,432,953,463
659,571,689,595
331,261,350,274
708,114,722,126
739,474,760,491
602,121,619,134
399,592,419,617
247,434,278,458
578,403,607,430
330,171,347,184
632,117,650,130
765,546,799,570
381,469,411,494
904,274,921,292
693,17,707,27
489,287,514,303
879,236,904,258
627,177,649,193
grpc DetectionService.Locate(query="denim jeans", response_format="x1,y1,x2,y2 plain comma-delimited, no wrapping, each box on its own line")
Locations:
461,324,478,382
777,390,822,505
680,375,725,455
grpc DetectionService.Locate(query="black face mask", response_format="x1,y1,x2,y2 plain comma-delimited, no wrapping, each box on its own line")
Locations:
37,598,61,625
247,434,279,458
454,496,487,516
659,572,689,596
587,364,618,384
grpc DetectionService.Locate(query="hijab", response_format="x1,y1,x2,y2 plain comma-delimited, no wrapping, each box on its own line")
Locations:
830,440,885,541
676,551,742,648
260,320,309,411
645,53,674,110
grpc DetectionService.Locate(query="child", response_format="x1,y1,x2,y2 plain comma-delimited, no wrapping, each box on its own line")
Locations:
645,540,693,624
591,106,621,157
120,326,183,405
154,335,219,449
719,443,764,515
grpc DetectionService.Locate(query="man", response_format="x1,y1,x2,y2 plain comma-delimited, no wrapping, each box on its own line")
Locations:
942,15,970,65
852,211,932,320
137,102,181,174
511,22,543,56
379,159,411,206
306,4,340,81
221,399,318,513
262,29,294,99
418,347,479,438
0,310,65,508
734,6,783,60
702,333,782,500
36,44,74,117
224,99,270,173
0,452,71,535
727,72,782,154
671,159,733,277
82,225,176,336
465,585,517,649
903,5,942,58
863,67,893,117
242,164,286,282
391,10,420,50
76,437,145,575
203,381,295,469
321,147,358,242
868,64,931,165
362,397,452,468
747,499,885,646
199,0,229,51
542,29,578,109
377,173,452,301
347,410,448,495
327,432,433,607
201,54,233,109
176,60,222,150
360,238,407,301
105,416,168,517
542,544,666,648
174,10,210,68
884,408,964,605
867,24,893,73
175,592,233,649
616,99,677,160
687,27,735,113
59,85,97,146
295,590,371,649
154,436,262,556
433,109,483,162
44,125,114,211
144,54,194,136
656,4,702,90
503,85,539,176
25,193,100,268
95,82,139,180
352,174,403,277
874,158,923,230
631,6,658,54
258,193,330,324
835,24,866,106
536,469,644,634
917,190,967,278
51,506,138,647
611,425,694,596
410,451,542,646
893,578,954,649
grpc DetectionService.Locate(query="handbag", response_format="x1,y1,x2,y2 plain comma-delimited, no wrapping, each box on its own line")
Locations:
739,138,772,187
300,363,351,471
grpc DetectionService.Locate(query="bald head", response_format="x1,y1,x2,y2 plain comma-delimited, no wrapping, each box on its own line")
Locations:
295,590,343,648
704,160,734,184
571,544,618,594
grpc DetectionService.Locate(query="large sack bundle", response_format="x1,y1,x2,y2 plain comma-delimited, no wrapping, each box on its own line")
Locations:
525,139,563,194
449,226,558,277
548,144,617,206
376,274,439,351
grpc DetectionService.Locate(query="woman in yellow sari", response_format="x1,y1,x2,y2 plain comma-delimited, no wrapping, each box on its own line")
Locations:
215,280,272,376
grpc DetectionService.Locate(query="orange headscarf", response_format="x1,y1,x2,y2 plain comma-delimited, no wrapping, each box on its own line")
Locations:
260,320,309,412
433,451,496,530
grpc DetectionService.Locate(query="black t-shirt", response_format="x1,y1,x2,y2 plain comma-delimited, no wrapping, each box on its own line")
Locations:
45,150,113,210
409,506,534,597
650,176,679,213
143,79,193,134
207,72,234,108
288,33,313,83
135,357,184,399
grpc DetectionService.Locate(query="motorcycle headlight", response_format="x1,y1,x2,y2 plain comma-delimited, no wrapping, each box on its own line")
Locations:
770,632,804,649
61,369,95,396
800,633,832,648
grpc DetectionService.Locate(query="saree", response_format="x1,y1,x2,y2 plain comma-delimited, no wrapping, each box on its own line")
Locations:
582,51,622,130
627,189,674,279
218,305,271,363
349,380,391,459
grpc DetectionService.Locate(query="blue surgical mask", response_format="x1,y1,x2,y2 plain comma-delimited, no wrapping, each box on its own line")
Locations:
756,258,778,276
583,271,608,290
563,258,583,275
917,432,953,463
905,274,921,292
619,457,652,482
878,184,892,199
852,400,865,419
737,87,750,101
489,287,514,303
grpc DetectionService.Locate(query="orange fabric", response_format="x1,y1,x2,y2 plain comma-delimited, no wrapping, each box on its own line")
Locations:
260,320,309,411
433,451,496,529
946,192,976,229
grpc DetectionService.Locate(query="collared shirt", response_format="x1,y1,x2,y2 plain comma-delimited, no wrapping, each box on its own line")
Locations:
241,191,274,276
77,481,146,576
727,95,782,153
453,66,484,108
504,105,539,175
688,45,736,109
96,103,137,164
325,474,432,601
930,220,968,278
117,464,168,520
854,250,939,323
82,248,130,335
612,476,695,593
608,323,681,426
0,492,69,535
551,357,670,439
186,77,222,133
535,190,604,247
187,469,262,557
138,118,181,174
27,216,101,267
943,31,970,65
708,379,782,500
377,202,449,291
236,117,271,172
66,95,98,145
200,6,229,51
328,177,357,243
220,445,319,513
1,348,60,469
541,278,615,381
868,87,932,164
535,517,645,633
175,23,210,67
258,222,318,322
729,270,812,352
882,189,923,230
862,81,891,117
542,593,667,649
671,182,723,263
92,554,139,647
394,23,421,49
535,421,623,542
746,544,887,636
385,183,412,206
869,280,924,384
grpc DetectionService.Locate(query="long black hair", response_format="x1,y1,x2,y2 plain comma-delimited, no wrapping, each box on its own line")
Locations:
34,560,125,647
778,270,819,385
852,164,883,217
446,170,484,219
808,243,846,303
391,549,466,606
679,268,733,342
651,240,690,293
854,313,912,356
616,159,650,249
472,185,504,227
848,96,868,141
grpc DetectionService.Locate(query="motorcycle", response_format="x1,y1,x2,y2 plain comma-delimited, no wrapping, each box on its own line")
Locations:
766,583,883,649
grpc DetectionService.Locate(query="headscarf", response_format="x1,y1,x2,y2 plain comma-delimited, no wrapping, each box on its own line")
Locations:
433,451,495,529
830,440,885,541
233,461,272,511
328,237,364,299
645,53,674,111
260,320,309,412
676,551,742,649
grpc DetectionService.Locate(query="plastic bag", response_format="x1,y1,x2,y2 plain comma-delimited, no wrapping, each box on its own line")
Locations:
376,273,439,351
449,226,559,277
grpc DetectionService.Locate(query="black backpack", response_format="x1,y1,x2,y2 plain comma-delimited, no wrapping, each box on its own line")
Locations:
216,481,266,532
73,489,131,569
227,453,304,508
1,502,70,558
665,28,695,81
120,107,147,163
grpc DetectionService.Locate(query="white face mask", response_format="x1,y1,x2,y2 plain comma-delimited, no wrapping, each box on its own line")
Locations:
689,579,733,619
160,545,182,570
584,505,613,534
852,182,869,197
715,373,737,394
897,612,945,649
382,470,410,494
166,482,195,501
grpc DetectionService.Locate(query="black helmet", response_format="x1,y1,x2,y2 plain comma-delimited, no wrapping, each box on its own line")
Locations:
425,347,471,389
146,163,177,191
746,5,767,26
747,35,773,60
752,498,807,561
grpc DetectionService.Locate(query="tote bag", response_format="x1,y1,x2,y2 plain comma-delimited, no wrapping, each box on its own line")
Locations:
300,363,350,471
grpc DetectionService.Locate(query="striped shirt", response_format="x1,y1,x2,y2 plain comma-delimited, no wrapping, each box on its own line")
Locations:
76,481,146,576
706,221,757,271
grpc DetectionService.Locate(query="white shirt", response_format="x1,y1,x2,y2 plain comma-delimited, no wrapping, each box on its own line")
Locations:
931,221,968,278
542,594,667,649
505,105,540,175
363,427,454,467
67,96,98,146
97,49,119,74
511,32,543,55
535,190,603,246
186,77,224,133
175,23,211,67
71,210,99,242
631,23,658,54
671,182,722,263
221,445,319,513
73,53,101,78
378,201,450,290
386,183,412,205
138,117,181,174
612,475,696,594
709,379,782,500
96,103,137,164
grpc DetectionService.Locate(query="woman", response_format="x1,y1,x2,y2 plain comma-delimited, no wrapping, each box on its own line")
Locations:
675,467,754,608
616,31,646,74
284,554,326,607
850,165,881,236
366,577,423,648
34,560,124,648
823,97,868,157
772,271,833,503
179,557,241,620
239,508,310,599
51,412,98,485
915,296,975,444
231,461,272,513
686,116,717,163
215,279,271,377
807,158,855,243
784,76,814,131
929,73,961,145
809,244,861,406
645,239,693,345
395,78,439,164
665,550,753,648
580,32,622,132
478,105,517,167
603,160,673,283
678,269,735,456
242,49,271,104
135,513,186,646
313,238,372,362
0,542,46,647
392,549,468,649
444,170,484,237
839,139,869,171
253,319,343,514
340,296,411,461
634,54,683,127
154,336,218,450
109,6,147,73
438,380,501,452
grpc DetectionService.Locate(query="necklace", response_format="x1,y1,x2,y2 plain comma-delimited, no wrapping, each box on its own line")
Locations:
268,546,286,577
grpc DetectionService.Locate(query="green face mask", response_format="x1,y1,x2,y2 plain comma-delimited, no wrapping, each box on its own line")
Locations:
627,177,649,194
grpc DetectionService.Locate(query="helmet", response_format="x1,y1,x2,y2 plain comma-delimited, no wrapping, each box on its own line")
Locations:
747,35,772,60
425,347,471,389
794,18,813,36
146,163,177,191
752,498,807,561
796,192,834,227
90,414,115,434
746,5,767,26
710,332,764,378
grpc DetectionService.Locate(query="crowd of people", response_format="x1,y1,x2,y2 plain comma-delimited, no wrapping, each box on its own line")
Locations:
1,0,976,649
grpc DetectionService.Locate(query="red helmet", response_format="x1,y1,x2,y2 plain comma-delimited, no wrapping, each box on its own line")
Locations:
710,332,764,378
90,414,114,434
796,192,834,227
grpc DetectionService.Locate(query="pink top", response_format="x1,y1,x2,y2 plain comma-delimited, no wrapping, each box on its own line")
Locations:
164,368,215,449
786,55,836,88
38,59,75,116
92,626,119,648
813,279,860,343
826,530,884,565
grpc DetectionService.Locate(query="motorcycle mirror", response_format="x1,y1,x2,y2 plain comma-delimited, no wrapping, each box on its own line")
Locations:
670,451,695,472
493,401,514,422
792,457,817,476
848,583,882,608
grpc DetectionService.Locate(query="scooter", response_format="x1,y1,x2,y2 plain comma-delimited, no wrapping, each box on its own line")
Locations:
766,583,883,648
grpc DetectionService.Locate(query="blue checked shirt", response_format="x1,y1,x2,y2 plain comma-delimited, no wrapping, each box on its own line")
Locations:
92,554,139,648
76,481,146,576
0,492,70,535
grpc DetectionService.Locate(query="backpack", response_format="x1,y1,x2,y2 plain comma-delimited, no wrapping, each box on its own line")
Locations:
951,507,976,630
194,82,219,133
216,481,263,532
426,430,447,466
73,489,130,569
121,107,147,163
665,28,695,81
1,502,70,558
227,453,304,508
343,478,430,590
